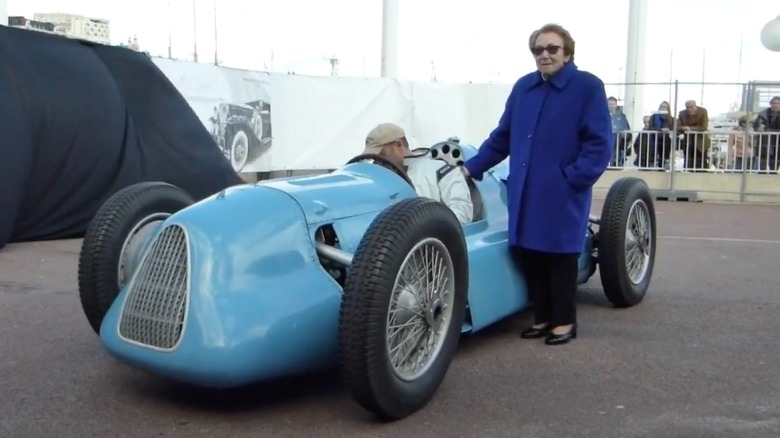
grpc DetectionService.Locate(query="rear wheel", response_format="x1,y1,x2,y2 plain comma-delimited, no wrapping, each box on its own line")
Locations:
77,182,194,334
338,197,469,420
597,177,657,307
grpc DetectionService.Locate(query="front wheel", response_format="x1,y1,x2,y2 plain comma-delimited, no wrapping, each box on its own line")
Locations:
338,197,469,421
77,182,194,334
597,177,657,307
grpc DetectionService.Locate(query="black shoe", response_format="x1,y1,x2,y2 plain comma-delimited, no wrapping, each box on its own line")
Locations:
520,325,549,339
544,324,577,345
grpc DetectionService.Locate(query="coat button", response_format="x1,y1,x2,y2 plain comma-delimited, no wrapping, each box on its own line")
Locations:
522,162,527,167
527,134,532,138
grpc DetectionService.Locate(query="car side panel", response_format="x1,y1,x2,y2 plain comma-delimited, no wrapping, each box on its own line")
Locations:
463,167,597,333
462,171,530,332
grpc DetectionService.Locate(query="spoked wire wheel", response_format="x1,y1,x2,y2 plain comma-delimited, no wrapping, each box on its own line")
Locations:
624,199,652,285
386,238,455,382
598,177,657,308
78,182,194,334
338,197,468,421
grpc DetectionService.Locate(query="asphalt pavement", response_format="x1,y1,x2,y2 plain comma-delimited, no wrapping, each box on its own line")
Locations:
2,200,780,438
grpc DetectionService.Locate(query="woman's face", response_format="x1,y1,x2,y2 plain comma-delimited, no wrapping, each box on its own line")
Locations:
658,102,670,114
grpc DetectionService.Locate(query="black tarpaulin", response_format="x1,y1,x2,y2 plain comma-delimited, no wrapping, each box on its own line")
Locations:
0,27,243,250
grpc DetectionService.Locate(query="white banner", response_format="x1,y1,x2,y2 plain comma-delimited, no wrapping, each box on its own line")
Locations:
403,81,472,149
269,74,410,170
152,57,514,173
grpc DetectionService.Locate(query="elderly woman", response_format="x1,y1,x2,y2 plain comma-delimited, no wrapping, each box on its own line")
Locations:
463,23,612,345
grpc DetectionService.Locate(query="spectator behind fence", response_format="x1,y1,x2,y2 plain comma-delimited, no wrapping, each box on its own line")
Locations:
728,115,755,171
677,100,710,171
752,96,780,173
633,102,675,170
633,116,654,169
608,96,631,167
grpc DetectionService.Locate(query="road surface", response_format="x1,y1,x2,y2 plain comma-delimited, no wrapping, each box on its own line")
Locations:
2,201,779,437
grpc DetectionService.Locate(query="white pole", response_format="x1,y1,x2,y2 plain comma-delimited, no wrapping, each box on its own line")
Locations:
381,0,399,78
737,34,744,82
167,2,172,58
213,3,218,65
623,0,648,130
192,0,198,62
0,0,7,26
700,48,706,105
668,48,673,105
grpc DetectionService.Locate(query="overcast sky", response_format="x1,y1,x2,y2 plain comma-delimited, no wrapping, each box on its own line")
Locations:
9,0,780,118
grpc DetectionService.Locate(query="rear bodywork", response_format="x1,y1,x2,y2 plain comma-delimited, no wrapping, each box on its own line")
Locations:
99,144,598,388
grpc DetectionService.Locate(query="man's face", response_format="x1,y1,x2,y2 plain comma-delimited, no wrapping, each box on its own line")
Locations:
532,32,569,76
643,116,650,127
608,99,618,113
685,101,698,114
771,99,780,112
383,139,409,168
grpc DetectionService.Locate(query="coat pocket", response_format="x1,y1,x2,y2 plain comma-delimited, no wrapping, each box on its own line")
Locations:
559,165,576,190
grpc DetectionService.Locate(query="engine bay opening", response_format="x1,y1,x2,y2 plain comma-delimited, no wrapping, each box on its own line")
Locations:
315,224,347,286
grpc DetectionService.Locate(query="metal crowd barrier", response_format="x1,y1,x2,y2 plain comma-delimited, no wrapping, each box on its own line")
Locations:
608,130,780,174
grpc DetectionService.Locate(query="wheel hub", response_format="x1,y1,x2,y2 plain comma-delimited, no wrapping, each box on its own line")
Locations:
425,298,443,327
395,285,421,325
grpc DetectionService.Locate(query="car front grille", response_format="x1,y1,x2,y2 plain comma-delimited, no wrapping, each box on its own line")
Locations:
118,223,190,350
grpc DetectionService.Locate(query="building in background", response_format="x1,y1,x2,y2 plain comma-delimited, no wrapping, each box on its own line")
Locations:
10,12,111,45
118,35,141,51
7,16,56,34
8,13,143,53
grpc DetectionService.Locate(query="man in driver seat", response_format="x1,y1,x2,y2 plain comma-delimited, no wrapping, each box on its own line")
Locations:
363,123,473,224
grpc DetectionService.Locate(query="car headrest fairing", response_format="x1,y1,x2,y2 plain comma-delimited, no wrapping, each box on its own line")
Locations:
429,137,465,168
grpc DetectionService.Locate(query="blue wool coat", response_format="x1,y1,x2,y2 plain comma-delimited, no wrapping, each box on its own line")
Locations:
464,62,613,254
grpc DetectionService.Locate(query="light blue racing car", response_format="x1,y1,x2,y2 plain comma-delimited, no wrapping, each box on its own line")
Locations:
77,138,657,421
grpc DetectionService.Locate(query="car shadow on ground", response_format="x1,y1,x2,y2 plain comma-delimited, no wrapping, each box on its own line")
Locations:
113,283,615,420
116,364,349,412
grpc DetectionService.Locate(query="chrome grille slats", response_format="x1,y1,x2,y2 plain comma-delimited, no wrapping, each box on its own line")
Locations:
118,224,189,350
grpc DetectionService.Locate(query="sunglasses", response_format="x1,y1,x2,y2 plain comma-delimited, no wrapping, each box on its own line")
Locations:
531,44,562,56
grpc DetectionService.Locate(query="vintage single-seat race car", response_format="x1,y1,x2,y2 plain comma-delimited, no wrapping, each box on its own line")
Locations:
77,138,657,421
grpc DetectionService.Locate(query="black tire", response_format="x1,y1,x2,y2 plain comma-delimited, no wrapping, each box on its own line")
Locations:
77,182,194,335
338,197,469,421
597,177,657,307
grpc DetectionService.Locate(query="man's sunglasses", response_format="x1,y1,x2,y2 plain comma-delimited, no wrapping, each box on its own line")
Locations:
531,44,562,56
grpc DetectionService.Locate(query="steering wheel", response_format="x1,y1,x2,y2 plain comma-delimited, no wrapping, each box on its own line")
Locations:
345,153,415,187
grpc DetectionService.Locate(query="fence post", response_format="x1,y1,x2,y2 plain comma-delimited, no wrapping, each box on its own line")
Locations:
670,80,679,193
739,132,748,203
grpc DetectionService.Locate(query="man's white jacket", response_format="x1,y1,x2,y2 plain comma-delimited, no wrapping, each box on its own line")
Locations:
405,157,474,224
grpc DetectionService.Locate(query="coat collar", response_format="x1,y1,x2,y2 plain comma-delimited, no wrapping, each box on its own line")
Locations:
527,61,577,90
